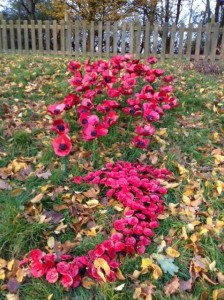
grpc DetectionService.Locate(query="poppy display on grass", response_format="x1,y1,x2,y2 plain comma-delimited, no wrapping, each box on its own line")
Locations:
52,134,72,157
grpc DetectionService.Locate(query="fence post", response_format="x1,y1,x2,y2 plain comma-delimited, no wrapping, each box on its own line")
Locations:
121,22,126,55
178,23,185,60
195,22,202,61
210,23,219,61
186,23,193,61
0,13,3,53
105,21,110,58
16,20,22,53
9,20,15,53
204,23,211,60
153,22,159,57
161,23,168,61
169,23,176,59
144,21,150,58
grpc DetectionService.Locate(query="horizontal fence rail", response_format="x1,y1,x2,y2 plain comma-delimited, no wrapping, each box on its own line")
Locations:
0,19,223,61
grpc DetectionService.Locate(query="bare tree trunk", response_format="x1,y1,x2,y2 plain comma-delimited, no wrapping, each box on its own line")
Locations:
165,0,170,23
215,0,220,23
174,0,181,24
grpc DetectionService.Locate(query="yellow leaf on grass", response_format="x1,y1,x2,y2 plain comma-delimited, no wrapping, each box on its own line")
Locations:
47,236,55,249
0,269,5,280
176,163,189,176
166,247,180,258
0,258,7,269
11,159,27,173
141,258,153,270
86,199,99,208
30,193,44,203
151,264,163,280
212,288,224,300
216,181,223,195
16,268,24,283
93,258,110,282
7,260,14,271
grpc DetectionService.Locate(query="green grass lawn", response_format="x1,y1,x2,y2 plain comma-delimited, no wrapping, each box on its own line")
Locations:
0,55,223,300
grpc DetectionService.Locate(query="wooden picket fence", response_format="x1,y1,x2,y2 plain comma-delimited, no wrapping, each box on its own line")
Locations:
0,18,223,61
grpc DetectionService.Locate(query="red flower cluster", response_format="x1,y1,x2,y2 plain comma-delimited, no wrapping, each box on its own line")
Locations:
48,55,178,156
26,162,171,288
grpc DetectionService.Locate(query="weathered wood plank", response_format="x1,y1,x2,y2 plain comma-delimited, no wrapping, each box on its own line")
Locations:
178,23,185,60
45,20,50,54
129,22,134,55
195,22,202,61
75,20,80,56
38,20,43,53
16,20,22,53
204,23,211,60
9,20,15,53
220,26,224,58
121,22,126,55
60,20,65,56
210,23,219,61
105,21,110,58
90,21,94,58
2,20,8,52
169,23,176,59
98,21,102,58
153,22,159,56
67,20,72,57
136,22,141,58
82,20,87,56
186,23,193,61
113,21,118,55
161,23,168,61
31,20,36,52
144,21,150,58
23,20,29,52
53,20,57,54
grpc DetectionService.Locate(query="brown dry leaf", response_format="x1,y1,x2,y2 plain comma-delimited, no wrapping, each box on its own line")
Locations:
0,179,12,190
213,289,224,300
30,193,44,204
83,186,100,198
93,258,110,283
82,277,96,289
133,287,142,299
179,278,193,291
202,273,217,285
47,236,55,249
36,170,51,179
217,271,224,284
115,268,125,280
166,247,180,258
164,276,180,295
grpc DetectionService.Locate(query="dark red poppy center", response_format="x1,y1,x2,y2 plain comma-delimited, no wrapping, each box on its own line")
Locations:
91,130,97,137
104,76,111,83
57,124,65,132
147,115,153,121
59,143,67,150
137,141,145,147
82,119,88,125
54,109,60,114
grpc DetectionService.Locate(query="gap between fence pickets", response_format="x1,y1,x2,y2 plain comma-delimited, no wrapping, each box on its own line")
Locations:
0,17,223,60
